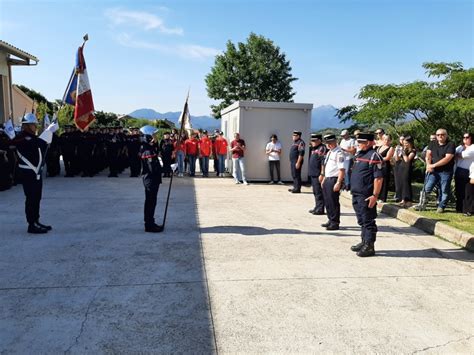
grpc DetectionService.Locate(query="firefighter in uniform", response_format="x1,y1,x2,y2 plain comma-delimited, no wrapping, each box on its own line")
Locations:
320,134,345,230
140,125,164,233
350,133,384,257
288,130,305,193
308,133,328,215
13,113,59,233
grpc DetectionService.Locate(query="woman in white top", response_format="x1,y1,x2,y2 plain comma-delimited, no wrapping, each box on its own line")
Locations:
455,132,474,214
265,134,284,184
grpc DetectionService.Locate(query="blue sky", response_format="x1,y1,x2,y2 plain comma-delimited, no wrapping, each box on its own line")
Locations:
1,0,472,115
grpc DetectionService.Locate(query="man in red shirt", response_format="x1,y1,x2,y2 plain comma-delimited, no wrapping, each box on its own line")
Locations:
214,131,228,177
230,132,249,185
199,130,212,177
185,133,199,177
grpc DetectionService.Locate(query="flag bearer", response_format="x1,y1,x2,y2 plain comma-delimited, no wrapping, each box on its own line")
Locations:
139,125,164,233
13,113,58,234
350,133,384,257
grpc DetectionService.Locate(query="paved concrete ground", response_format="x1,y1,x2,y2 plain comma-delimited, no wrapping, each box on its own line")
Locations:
0,172,473,353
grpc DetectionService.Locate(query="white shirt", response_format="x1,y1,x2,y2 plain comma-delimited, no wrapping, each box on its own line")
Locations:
266,141,282,161
456,144,474,170
324,146,345,177
340,138,356,160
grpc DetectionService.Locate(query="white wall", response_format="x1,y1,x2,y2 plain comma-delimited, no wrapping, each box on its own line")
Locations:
221,101,312,181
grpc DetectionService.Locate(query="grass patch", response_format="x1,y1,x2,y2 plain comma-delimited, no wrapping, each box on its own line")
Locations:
385,183,474,235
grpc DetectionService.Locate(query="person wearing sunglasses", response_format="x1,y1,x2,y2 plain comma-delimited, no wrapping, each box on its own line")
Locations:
414,128,455,213
455,133,474,215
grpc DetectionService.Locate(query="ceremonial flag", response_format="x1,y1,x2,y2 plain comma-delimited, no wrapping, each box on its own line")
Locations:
4,118,15,139
63,40,95,131
178,96,193,133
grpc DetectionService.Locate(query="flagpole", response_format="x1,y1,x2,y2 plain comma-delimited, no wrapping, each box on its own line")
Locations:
160,89,190,229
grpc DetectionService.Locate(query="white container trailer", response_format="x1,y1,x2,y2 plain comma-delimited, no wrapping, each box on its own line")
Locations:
220,100,313,182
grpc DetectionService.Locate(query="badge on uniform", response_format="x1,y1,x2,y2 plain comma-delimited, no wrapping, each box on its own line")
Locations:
339,156,344,163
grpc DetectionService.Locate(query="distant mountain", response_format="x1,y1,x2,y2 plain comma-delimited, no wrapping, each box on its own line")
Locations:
130,105,352,131
129,108,220,131
311,105,353,130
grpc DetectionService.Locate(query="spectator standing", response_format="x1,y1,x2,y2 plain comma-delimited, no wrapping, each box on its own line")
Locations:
339,129,356,190
376,134,395,202
265,134,283,184
455,133,474,213
230,133,248,185
374,128,385,148
174,134,186,177
185,133,199,177
398,136,417,207
199,130,212,177
415,128,455,213
393,135,405,202
215,131,228,177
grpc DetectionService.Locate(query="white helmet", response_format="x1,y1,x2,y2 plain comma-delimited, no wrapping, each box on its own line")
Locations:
21,113,38,125
140,125,158,136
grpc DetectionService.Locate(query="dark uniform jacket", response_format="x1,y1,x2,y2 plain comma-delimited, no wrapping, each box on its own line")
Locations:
351,148,384,196
140,142,162,185
12,131,48,181
308,143,328,177
289,139,306,162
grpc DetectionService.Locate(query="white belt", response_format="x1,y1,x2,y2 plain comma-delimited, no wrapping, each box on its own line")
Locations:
17,148,42,180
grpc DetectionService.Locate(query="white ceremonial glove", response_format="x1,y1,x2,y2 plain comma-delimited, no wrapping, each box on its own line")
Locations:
45,122,59,133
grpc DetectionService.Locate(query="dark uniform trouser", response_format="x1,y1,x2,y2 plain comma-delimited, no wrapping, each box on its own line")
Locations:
290,161,302,191
311,176,324,213
144,179,160,226
22,178,42,224
455,168,469,212
352,193,377,243
322,177,340,225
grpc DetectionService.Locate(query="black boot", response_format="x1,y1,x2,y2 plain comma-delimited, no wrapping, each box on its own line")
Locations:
326,224,339,231
350,241,364,252
357,243,375,257
36,221,52,231
28,223,48,234
321,221,330,227
145,224,164,233
308,208,316,214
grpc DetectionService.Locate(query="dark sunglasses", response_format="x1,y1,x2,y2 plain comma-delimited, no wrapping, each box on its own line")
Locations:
463,136,470,139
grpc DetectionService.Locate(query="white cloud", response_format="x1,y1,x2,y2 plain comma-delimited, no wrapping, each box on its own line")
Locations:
116,33,220,60
105,8,183,35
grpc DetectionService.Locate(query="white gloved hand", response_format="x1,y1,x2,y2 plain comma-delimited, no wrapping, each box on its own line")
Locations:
45,122,59,133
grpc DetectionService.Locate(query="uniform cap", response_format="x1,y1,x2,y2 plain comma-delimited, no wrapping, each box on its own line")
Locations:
323,134,337,142
21,113,38,125
340,129,349,136
311,133,322,141
356,133,375,142
293,130,302,136
140,125,158,136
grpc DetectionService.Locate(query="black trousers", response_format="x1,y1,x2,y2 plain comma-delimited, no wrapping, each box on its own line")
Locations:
352,193,377,243
269,161,281,181
129,156,141,177
455,168,469,212
22,177,42,224
322,177,340,225
463,183,474,214
290,161,302,191
310,176,324,213
144,180,160,226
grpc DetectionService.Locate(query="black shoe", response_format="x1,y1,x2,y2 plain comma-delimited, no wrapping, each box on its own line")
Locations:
308,208,316,214
28,223,48,234
350,241,364,252
291,190,301,194
321,221,330,227
36,221,52,231
145,224,164,233
314,211,325,215
326,224,339,231
288,188,294,192
357,243,375,257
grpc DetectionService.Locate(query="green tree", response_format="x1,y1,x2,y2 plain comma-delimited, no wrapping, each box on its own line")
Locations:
205,33,297,118
94,111,118,126
337,62,474,147
16,84,54,113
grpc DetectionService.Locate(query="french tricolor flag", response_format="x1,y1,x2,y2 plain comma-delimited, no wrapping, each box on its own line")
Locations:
64,43,95,131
